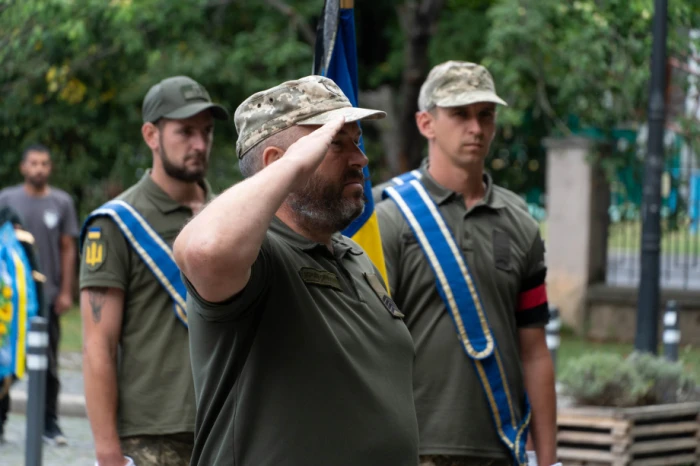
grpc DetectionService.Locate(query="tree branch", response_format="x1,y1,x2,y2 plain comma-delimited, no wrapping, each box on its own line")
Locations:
535,75,572,136
204,0,315,46
264,0,316,46
360,86,400,177
669,56,700,78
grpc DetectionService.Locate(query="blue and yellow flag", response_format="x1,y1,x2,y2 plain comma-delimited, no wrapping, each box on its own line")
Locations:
0,221,39,380
314,0,390,286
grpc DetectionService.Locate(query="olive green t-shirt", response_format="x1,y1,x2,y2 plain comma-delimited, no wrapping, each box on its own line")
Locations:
79,172,212,438
185,217,420,466
374,164,549,459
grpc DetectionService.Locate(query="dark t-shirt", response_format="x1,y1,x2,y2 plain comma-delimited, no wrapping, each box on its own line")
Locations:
185,217,420,466
0,185,79,303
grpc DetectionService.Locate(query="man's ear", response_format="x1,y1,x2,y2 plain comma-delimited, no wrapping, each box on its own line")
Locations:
262,146,285,168
141,122,160,151
416,110,435,140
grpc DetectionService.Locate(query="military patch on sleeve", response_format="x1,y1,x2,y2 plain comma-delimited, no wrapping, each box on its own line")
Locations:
364,272,404,319
299,267,343,291
83,228,106,271
86,227,102,240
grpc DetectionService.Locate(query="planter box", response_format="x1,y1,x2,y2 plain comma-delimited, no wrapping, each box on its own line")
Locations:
557,402,700,466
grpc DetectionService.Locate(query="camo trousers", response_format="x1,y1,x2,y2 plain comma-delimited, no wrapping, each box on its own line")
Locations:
419,455,511,466
120,432,193,466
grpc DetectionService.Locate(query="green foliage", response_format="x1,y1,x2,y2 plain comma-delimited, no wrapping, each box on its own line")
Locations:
0,0,316,218
560,353,651,407
628,352,698,404
2,0,700,215
560,351,699,407
483,0,700,133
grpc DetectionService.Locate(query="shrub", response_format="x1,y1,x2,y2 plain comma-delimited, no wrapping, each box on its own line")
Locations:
559,351,699,407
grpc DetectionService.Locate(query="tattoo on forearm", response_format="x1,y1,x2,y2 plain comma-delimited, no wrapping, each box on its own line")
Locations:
88,287,108,323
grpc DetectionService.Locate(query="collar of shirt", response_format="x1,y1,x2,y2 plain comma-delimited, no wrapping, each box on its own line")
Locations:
137,169,214,214
418,159,507,210
269,216,364,260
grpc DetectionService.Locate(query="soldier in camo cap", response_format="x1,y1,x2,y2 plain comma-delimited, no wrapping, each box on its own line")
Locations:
374,61,559,466
417,60,507,111
173,76,420,466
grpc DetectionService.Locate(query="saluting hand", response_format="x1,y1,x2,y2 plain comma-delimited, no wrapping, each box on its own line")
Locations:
282,116,345,189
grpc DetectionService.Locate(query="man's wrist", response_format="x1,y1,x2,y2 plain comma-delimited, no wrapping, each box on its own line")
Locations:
527,450,560,466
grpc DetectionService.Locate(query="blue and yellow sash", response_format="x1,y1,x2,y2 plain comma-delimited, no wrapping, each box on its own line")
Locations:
383,172,530,466
0,222,39,380
79,200,188,328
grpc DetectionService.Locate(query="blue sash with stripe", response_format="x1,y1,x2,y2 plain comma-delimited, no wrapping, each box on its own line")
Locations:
79,200,188,329
383,171,530,466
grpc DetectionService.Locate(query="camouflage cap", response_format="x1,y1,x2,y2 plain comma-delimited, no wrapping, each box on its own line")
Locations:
234,76,386,159
418,61,507,111
142,76,229,123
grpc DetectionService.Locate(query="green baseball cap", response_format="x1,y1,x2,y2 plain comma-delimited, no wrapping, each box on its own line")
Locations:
418,61,507,111
142,76,229,123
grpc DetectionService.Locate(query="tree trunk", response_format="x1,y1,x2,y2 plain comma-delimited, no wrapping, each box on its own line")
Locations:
395,0,446,174
360,86,399,179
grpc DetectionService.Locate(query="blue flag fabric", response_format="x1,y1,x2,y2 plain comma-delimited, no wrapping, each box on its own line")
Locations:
318,6,390,285
0,221,39,380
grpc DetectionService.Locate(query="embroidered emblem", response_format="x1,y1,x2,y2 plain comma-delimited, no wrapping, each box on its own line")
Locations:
299,267,342,292
181,84,209,101
43,210,59,229
84,230,106,271
364,272,404,318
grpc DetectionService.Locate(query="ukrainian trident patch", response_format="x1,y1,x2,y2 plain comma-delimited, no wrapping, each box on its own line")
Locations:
83,227,106,271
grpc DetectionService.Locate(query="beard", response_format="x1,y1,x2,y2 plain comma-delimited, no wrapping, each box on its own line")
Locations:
287,168,366,234
26,175,48,190
159,133,208,183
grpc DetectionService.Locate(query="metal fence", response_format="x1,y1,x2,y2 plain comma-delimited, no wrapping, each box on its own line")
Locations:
606,132,700,290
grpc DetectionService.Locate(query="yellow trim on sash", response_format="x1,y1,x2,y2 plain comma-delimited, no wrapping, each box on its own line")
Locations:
12,251,27,379
475,358,530,466
386,182,494,359
93,202,187,323
494,350,518,430
111,201,177,262
386,180,530,464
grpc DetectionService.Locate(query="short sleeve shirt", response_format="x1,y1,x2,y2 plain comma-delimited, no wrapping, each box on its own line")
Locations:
79,172,213,437
0,185,79,303
374,163,549,459
185,217,420,466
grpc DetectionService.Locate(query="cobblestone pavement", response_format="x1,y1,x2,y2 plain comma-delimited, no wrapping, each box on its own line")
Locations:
1,414,96,466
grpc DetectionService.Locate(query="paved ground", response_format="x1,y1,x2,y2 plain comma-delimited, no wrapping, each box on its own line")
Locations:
2,352,94,466
2,414,96,466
